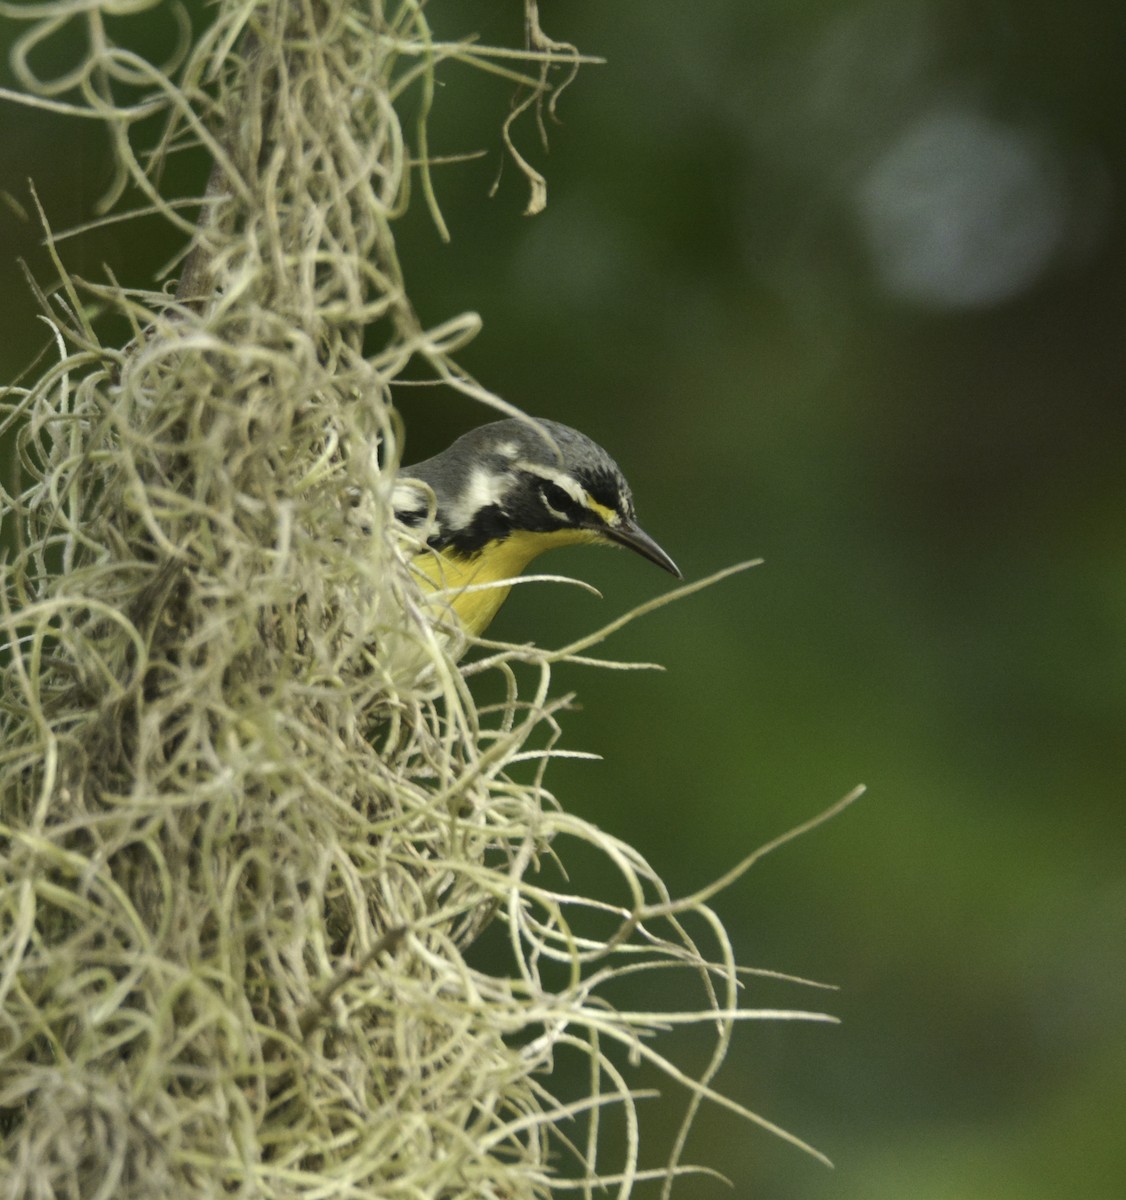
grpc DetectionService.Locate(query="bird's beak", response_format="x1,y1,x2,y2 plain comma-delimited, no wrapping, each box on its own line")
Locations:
602,519,682,578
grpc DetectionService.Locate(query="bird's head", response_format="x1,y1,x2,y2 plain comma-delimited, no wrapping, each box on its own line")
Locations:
396,418,681,577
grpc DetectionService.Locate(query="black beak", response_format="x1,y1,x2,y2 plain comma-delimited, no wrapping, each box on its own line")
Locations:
601,519,682,578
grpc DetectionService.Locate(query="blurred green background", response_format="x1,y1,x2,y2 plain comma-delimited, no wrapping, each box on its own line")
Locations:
3,2,1124,1197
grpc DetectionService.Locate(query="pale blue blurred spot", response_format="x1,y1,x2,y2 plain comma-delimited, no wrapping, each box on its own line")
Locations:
857,108,1068,307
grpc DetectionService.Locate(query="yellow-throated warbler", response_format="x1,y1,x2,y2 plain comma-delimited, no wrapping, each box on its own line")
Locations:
394,418,680,636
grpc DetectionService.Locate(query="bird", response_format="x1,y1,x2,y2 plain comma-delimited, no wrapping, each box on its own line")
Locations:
393,418,681,638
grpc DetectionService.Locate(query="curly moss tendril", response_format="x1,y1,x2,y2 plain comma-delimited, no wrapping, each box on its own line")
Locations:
1,3,853,1196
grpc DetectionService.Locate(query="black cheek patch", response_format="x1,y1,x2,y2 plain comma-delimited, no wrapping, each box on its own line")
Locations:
440,503,513,556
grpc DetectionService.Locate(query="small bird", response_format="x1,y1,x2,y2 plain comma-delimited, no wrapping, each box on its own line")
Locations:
394,418,681,637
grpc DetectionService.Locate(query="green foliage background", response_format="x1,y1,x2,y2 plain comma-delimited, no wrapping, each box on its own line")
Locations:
3,2,1123,1196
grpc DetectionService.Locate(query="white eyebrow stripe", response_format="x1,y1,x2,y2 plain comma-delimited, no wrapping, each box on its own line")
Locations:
515,462,589,508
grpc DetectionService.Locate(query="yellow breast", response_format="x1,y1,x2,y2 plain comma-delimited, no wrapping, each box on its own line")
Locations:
413,528,599,637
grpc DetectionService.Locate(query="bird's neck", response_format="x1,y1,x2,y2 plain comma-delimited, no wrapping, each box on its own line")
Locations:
417,528,598,636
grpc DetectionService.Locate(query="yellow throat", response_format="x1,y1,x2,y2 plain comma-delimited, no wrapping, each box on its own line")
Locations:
413,527,599,637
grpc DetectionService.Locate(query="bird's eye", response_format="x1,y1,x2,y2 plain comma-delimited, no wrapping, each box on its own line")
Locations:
540,480,577,519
